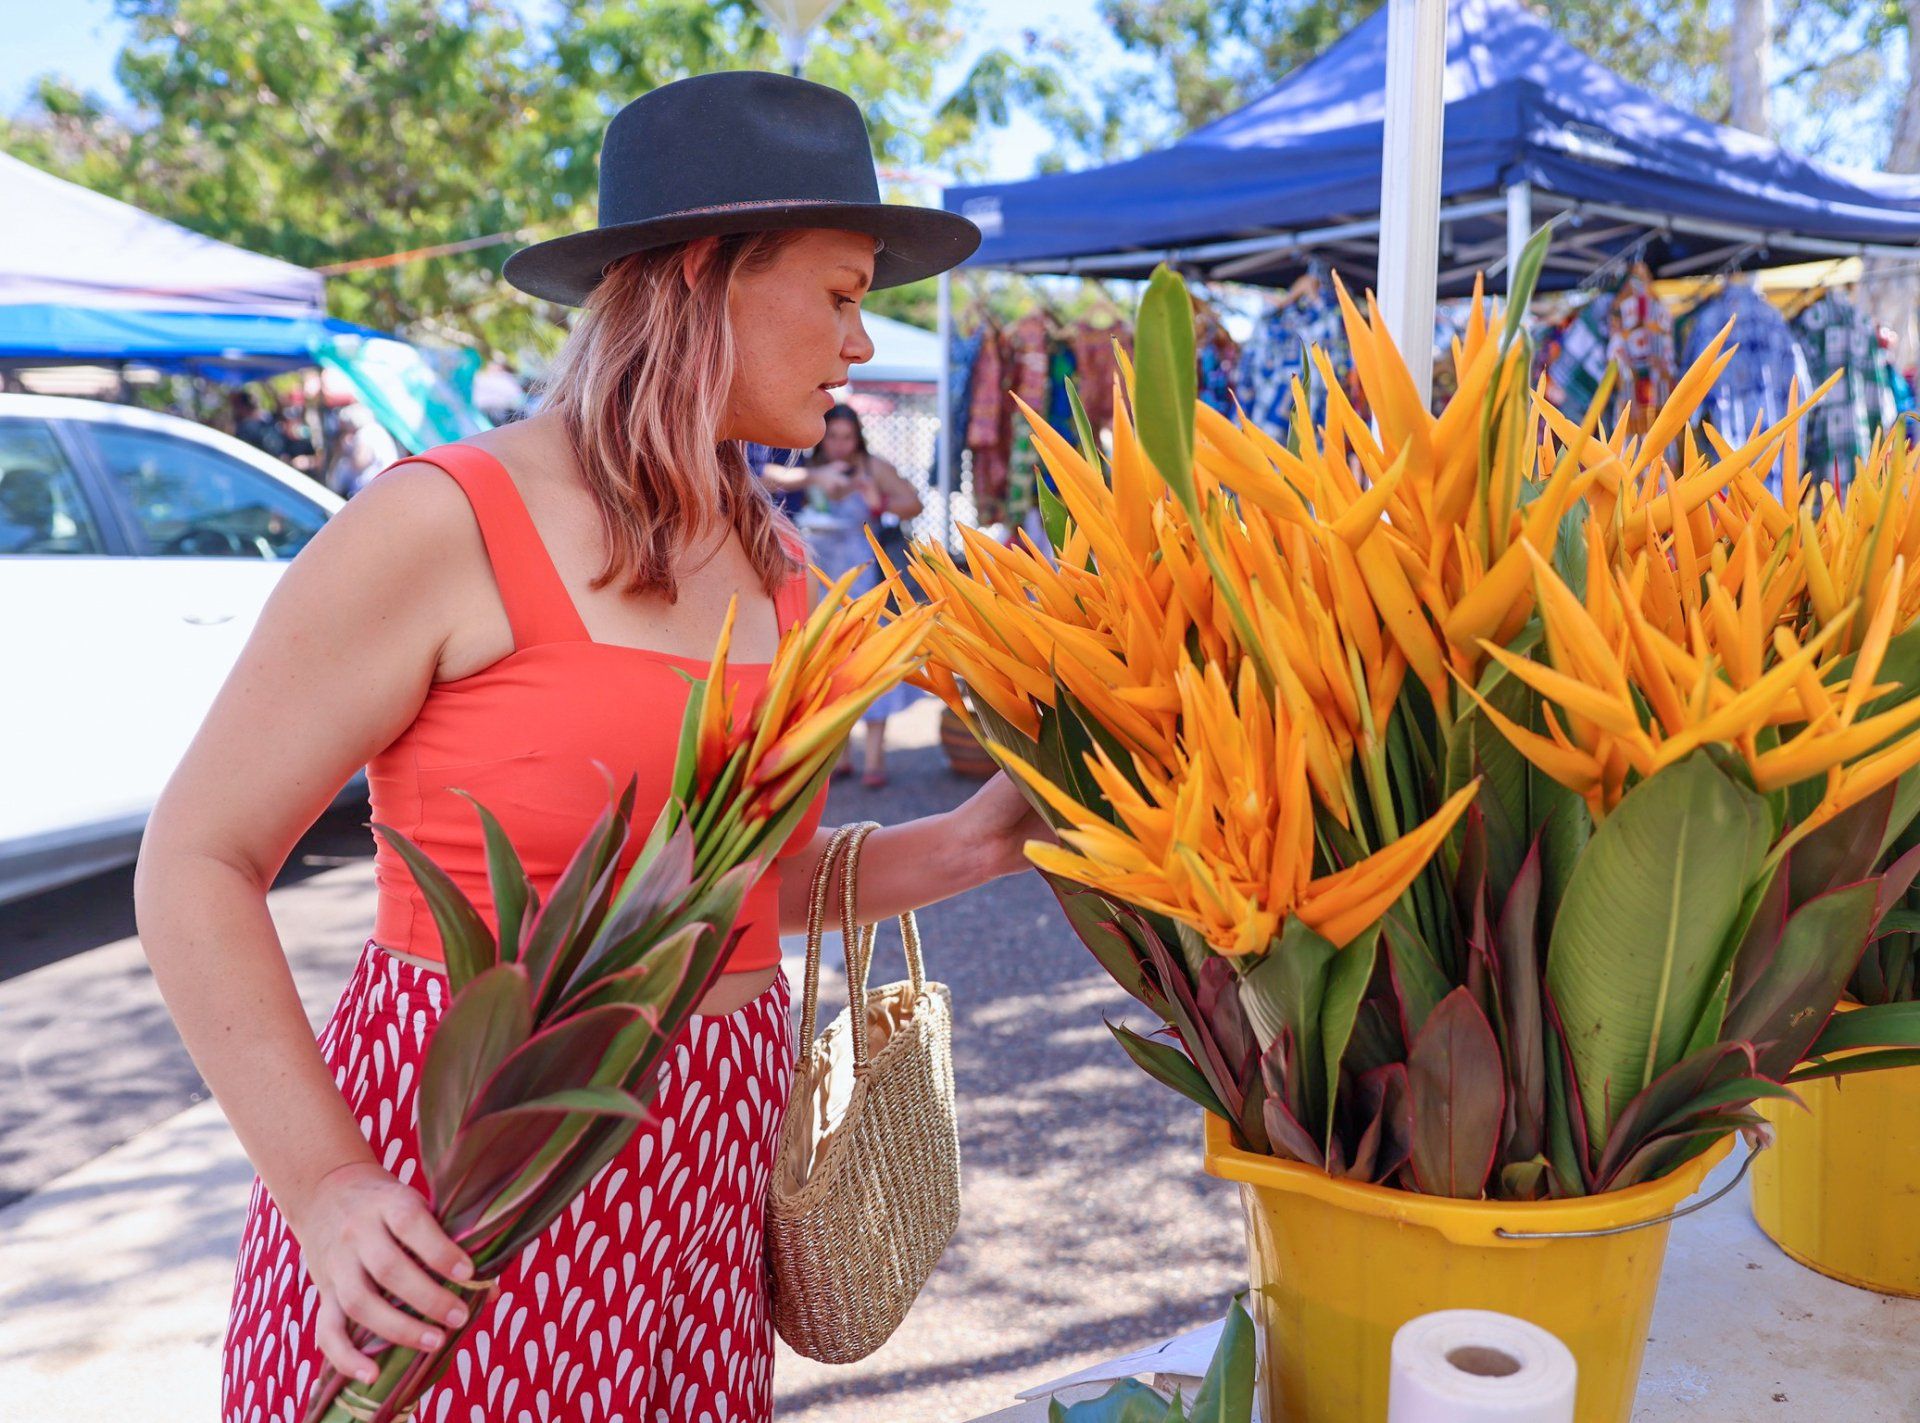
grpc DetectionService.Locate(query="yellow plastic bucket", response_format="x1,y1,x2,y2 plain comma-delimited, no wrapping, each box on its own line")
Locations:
1201,1114,1730,1423
1751,1009,1920,1297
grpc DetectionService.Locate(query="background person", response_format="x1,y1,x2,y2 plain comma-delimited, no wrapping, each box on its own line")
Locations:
800,402,926,787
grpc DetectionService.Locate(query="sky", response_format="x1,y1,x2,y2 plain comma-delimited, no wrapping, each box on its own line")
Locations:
0,0,1119,185
2,0,1897,182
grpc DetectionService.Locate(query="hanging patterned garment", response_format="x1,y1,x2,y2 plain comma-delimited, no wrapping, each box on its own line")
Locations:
965,324,1011,526
946,327,984,458
1239,284,1346,441
1071,320,1127,435
1679,283,1811,446
1004,312,1055,529
1606,273,1676,436
1046,340,1079,439
1544,292,1613,421
1793,292,1877,487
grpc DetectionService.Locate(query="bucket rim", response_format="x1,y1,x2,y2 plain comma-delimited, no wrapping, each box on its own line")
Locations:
1200,1112,1732,1247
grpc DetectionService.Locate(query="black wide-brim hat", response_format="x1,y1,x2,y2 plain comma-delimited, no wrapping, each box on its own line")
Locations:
504,72,981,306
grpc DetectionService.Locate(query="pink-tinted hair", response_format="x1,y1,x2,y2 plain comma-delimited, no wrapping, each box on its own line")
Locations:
535,231,806,602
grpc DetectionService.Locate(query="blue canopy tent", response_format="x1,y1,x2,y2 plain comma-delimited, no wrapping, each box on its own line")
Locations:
941,0,1920,292
0,304,389,383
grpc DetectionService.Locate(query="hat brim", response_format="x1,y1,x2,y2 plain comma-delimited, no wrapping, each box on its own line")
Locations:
502,200,981,306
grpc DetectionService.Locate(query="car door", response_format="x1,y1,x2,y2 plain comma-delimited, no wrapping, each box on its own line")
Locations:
0,415,154,858
75,421,330,820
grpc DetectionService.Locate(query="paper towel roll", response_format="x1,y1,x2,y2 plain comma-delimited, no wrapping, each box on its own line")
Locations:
1386,1310,1577,1423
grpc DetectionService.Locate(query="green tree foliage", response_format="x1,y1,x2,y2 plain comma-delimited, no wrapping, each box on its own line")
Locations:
0,0,1053,354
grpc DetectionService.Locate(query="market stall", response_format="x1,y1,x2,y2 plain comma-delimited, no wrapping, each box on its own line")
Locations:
929,0,1920,544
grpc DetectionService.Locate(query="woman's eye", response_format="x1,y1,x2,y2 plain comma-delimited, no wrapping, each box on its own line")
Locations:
835,295,858,308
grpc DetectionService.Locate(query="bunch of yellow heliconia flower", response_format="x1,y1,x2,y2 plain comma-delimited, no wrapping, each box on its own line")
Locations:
889,253,1920,962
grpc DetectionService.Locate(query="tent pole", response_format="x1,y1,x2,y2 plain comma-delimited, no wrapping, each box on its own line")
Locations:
936,266,954,554
1505,181,1531,294
1377,0,1449,408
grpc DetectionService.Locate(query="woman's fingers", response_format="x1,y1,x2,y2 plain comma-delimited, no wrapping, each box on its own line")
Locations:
315,1295,379,1385
366,1231,470,1330
337,1269,447,1355
386,1195,475,1287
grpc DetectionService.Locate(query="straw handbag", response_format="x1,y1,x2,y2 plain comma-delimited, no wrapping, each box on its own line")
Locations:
766,820,961,1363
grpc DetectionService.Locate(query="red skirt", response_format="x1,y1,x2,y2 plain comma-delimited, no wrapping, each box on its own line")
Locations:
222,940,796,1423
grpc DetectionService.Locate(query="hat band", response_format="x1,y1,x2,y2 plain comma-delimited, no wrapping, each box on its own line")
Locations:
607,196,887,251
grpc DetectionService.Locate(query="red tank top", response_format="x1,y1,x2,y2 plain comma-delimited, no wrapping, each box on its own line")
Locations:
365,444,826,973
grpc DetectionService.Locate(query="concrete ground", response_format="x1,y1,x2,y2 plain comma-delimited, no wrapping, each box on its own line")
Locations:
2,699,1916,1420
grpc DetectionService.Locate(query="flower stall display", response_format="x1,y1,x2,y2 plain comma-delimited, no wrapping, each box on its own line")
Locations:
893,237,1920,1422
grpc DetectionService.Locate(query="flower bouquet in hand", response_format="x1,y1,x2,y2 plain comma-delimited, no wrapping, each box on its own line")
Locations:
306,570,934,1423
895,238,1920,1203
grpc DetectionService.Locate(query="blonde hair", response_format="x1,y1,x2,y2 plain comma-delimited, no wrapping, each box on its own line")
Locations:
535,231,806,602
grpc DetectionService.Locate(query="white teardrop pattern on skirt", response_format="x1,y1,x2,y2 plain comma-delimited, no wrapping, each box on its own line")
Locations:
220,941,796,1423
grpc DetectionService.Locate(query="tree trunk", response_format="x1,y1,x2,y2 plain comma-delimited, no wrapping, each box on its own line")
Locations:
1728,0,1772,136
1865,0,1920,366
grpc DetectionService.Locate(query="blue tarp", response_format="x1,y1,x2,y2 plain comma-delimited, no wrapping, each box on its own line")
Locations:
0,304,390,382
946,0,1920,286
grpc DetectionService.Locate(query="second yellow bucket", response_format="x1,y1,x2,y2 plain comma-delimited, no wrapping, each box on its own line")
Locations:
1201,1114,1730,1423
1751,1051,1920,1297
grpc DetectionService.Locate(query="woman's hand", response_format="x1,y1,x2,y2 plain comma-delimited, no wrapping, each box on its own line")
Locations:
289,1161,477,1384
812,462,855,499
953,769,1057,882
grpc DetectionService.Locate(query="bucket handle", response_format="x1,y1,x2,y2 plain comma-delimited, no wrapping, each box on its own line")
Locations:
1491,1143,1761,1241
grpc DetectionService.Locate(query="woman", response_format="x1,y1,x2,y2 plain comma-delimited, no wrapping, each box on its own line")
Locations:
326,403,402,498
133,73,1038,1421
797,403,925,787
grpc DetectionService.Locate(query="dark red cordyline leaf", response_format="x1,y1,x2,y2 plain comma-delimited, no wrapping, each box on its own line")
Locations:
1407,988,1505,1199
1494,842,1545,1163
416,963,533,1187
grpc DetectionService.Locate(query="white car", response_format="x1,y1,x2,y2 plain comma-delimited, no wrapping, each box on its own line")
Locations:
0,394,356,904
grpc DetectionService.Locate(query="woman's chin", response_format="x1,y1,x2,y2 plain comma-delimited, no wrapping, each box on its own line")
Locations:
742,412,826,451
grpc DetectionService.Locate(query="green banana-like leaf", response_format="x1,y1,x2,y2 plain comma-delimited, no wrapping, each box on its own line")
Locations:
1047,1380,1171,1423
372,821,496,993
452,792,531,964
1237,918,1341,1132
1044,873,1158,1010
1723,880,1880,1081
1546,751,1772,1146
1805,1000,1920,1056
1790,1047,1920,1082
1133,264,1198,513
1501,224,1554,352
1188,1296,1256,1423
1108,1020,1231,1122
1319,930,1380,1140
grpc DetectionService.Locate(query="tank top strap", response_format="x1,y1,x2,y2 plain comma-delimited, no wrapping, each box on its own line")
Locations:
383,444,591,650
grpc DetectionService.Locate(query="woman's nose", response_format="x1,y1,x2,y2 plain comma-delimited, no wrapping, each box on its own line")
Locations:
845,318,875,365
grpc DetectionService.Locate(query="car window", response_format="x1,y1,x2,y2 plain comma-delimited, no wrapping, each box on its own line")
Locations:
0,419,108,556
90,425,327,559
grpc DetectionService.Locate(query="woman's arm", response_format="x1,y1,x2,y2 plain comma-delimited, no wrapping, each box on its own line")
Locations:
866,458,925,520
776,771,1047,932
759,461,812,493
132,463,484,1380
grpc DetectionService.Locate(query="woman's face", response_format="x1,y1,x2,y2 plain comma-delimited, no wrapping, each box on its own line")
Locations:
820,416,860,463
717,228,876,449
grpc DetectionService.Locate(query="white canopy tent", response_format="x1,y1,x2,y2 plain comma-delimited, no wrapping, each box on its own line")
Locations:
0,152,326,318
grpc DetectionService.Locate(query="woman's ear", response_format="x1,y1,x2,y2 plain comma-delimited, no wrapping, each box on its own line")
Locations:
680,236,720,291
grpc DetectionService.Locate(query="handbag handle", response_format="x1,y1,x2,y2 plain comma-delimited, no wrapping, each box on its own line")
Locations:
798,820,927,1075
